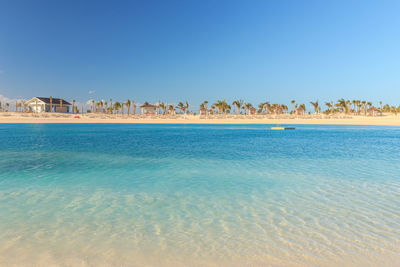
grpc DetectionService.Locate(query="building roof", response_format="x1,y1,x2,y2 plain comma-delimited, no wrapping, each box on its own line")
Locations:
140,103,157,108
35,97,71,105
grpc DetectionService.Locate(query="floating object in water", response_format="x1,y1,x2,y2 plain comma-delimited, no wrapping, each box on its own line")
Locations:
271,125,295,130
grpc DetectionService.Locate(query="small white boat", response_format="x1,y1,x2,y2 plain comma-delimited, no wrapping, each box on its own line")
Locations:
271,125,295,130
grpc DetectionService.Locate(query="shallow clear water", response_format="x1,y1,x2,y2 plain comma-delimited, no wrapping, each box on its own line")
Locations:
0,124,399,266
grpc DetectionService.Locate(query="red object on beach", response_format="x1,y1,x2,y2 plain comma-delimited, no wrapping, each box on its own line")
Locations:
74,115,80,118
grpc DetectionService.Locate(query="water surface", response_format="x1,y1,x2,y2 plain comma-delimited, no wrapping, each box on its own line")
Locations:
0,124,399,266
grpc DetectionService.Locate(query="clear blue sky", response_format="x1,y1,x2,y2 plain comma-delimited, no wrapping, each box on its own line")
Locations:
1,0,400,109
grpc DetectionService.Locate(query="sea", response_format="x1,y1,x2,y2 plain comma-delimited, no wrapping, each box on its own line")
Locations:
0,124,399,266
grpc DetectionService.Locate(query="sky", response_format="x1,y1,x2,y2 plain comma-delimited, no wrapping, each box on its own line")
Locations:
1,0,400,111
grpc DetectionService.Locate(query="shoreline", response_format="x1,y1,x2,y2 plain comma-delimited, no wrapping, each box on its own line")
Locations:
1,113,400,126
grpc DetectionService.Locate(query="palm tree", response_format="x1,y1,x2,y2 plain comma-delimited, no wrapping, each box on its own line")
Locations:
379,101,383,116
177,102,185,114
222,100,230,114
263,102,272,114
114,102,121,114
299,104,306,115
199,102,205,111
336,98,346,113
213,100,229,114
345,100,351,114
168,104,175,115
232,100,243,116
245,103,253,115
367,101,372,114
325,102,331,113
291,100,296,114
242,103,247,115
271,104,281,114
125,100,131,116
351,100,357,113
281,104,288,114
199,101,208,116
258,102,265,114
177,101,186,114
383,104,390,113
361,101,366,115
155,101,160,114
6,103,10,112
109,99,113,114
50,96,53,112
226,105,231,114
213,101,220,114
104,101,108,113
72,100,76,114
214,100,221,114
159,101,164,114
132,101,136,115
185,101,189,114
390,106,398,116
159,102,165,114
203,100,208,110
310,101,319,114
210,104,215,114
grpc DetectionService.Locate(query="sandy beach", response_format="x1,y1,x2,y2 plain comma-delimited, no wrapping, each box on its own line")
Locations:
1,112,400,126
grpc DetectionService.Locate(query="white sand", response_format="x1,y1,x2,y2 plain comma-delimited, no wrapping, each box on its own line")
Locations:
1,112,400,126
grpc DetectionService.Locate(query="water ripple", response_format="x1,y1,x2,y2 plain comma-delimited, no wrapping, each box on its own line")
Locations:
0,124,399,266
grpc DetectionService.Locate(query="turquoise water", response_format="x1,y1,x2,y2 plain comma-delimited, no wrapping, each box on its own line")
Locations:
0,124,399,266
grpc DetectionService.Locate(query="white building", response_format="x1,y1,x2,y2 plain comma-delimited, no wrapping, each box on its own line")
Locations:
25,97,72,113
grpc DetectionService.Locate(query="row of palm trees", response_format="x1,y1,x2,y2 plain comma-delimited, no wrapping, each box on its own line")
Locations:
0,102,10,112
199,99,399,116
89,99,136,115
0,101,26,113
1,98,400,116
88,99,189,115
199,100,293,115
308,99,400,115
